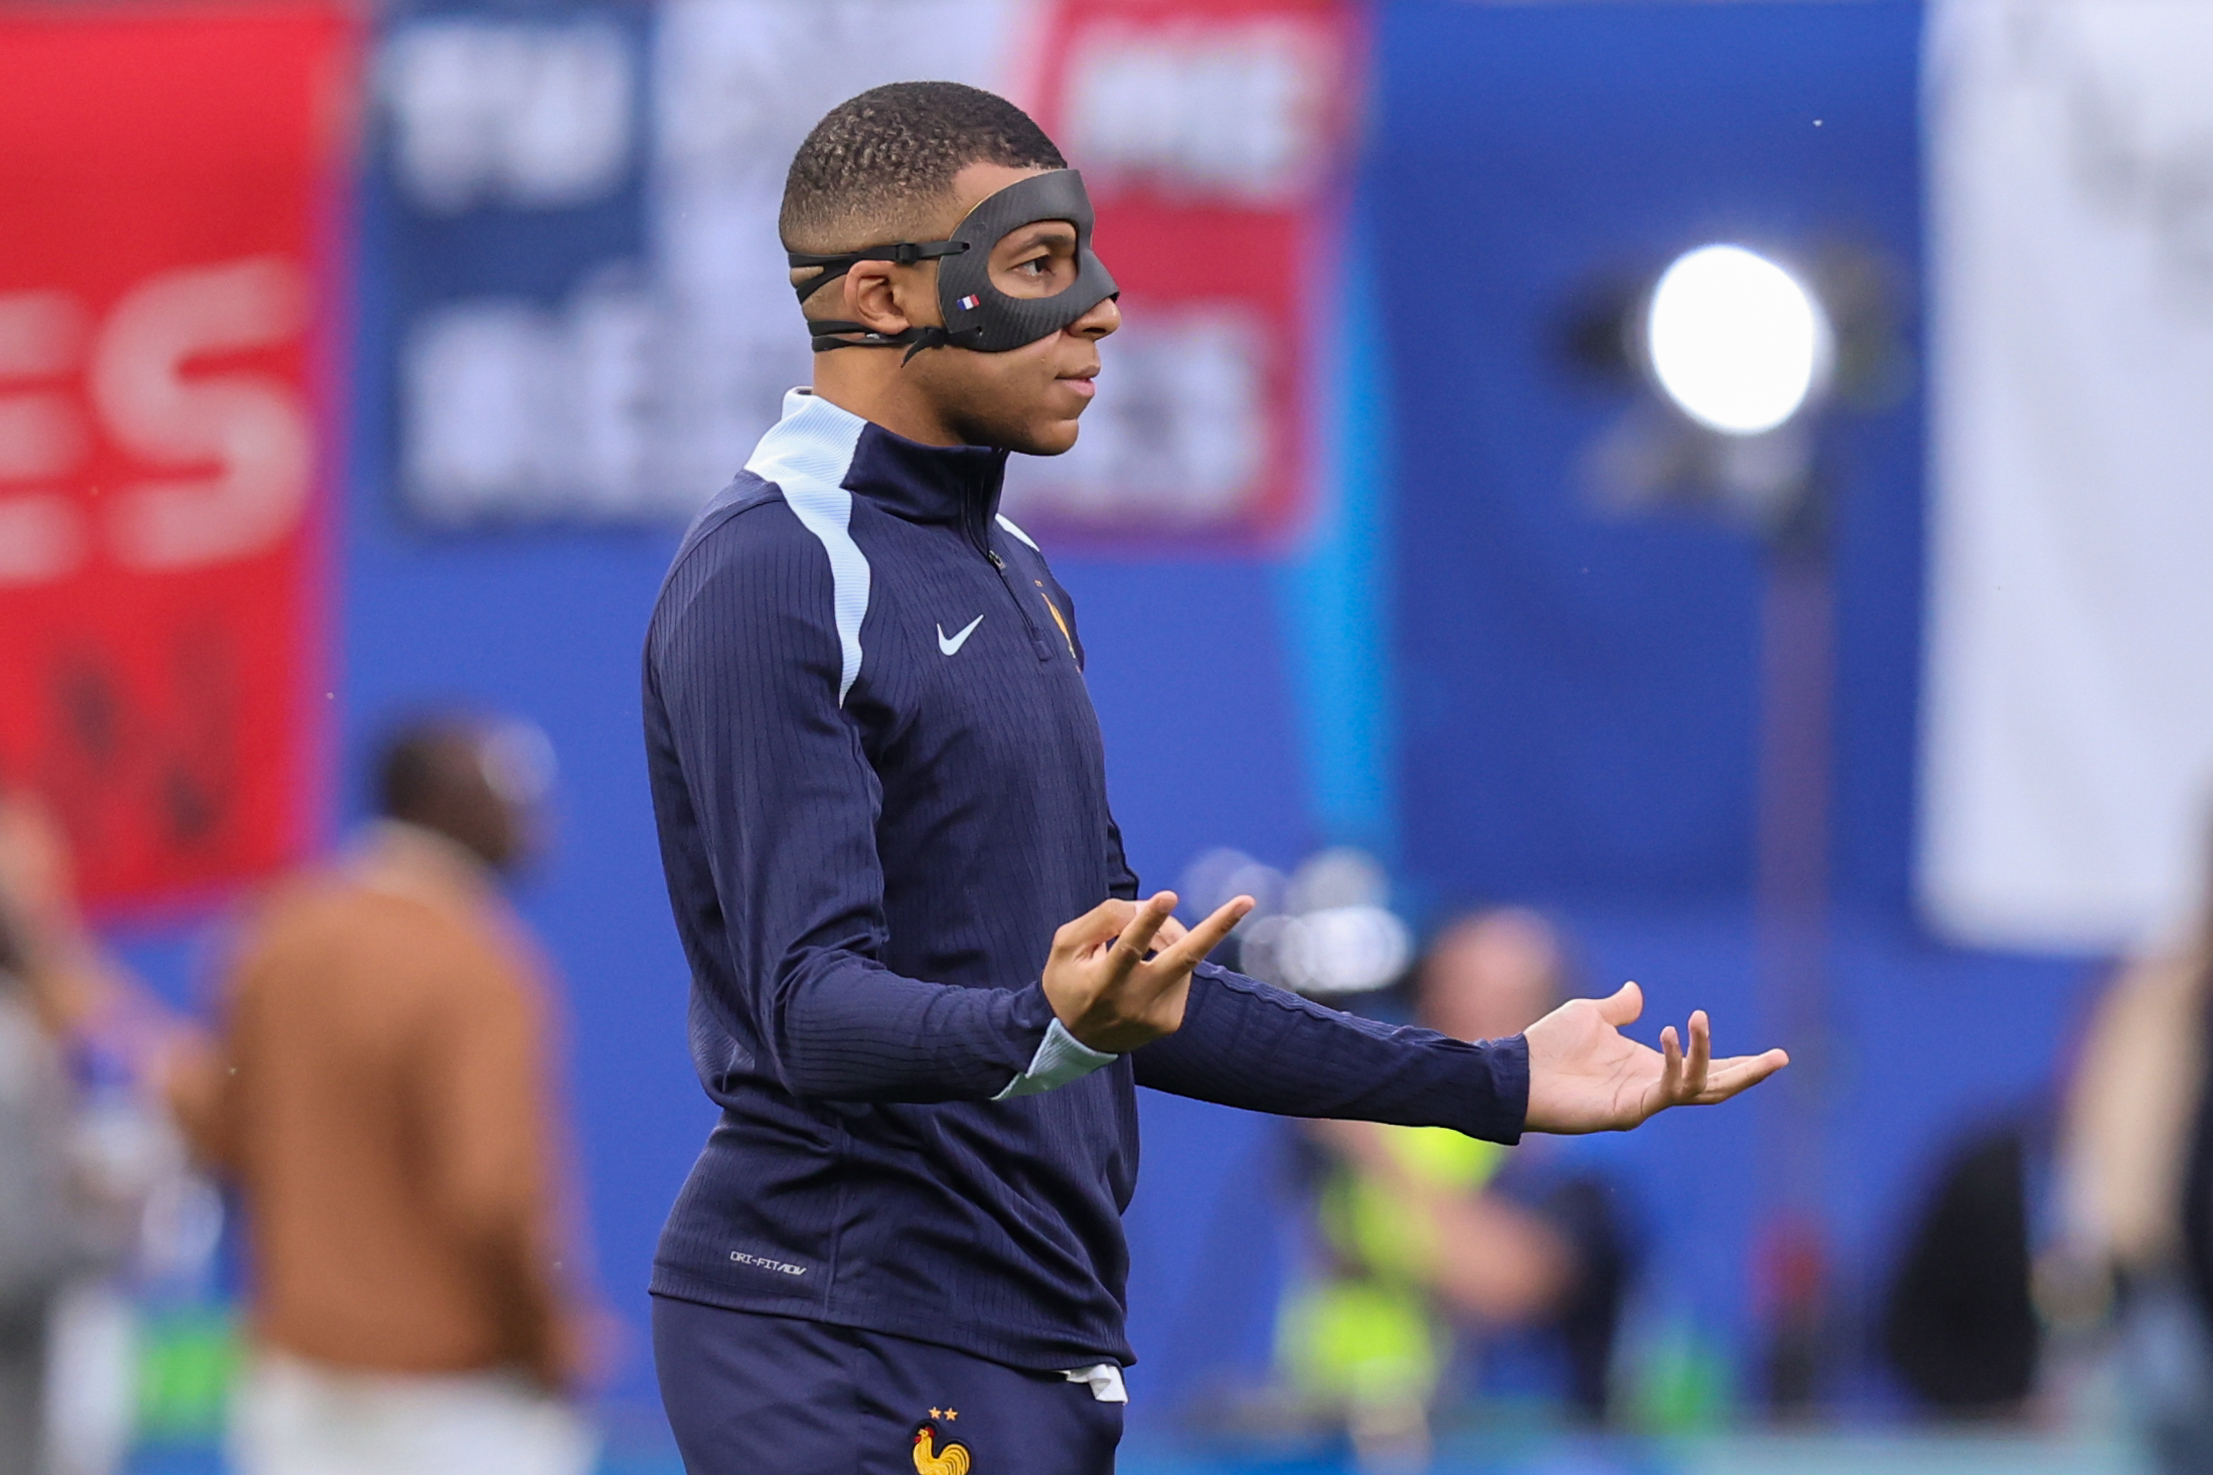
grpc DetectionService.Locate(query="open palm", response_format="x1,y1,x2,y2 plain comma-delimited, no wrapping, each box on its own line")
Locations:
1523,982,1788,1134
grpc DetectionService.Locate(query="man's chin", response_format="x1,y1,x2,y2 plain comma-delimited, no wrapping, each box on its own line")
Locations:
1001,417,1083,458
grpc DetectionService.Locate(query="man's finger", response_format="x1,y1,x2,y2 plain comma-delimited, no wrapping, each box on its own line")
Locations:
1657,1023,1682,1107
1595,981,1643,1028
1056,897,1139,954
1682,1010,1711,1099
1692,1049,1791,1103
1148,915,1190,957
1108,893,1178,980
1148,895,1253,976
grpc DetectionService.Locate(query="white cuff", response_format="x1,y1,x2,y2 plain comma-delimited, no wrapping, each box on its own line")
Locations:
993,1019,1115,1100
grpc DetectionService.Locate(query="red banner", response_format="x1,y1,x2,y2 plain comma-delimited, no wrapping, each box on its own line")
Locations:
1008,0,1360,551
0,5,351,908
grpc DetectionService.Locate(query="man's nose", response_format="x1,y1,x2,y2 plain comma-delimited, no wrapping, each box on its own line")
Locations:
1072,295,1121,339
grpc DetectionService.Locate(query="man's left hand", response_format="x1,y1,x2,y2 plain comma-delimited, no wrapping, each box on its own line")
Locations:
1523,982,1787,1134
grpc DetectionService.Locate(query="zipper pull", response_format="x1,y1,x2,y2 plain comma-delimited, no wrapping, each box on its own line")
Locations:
987,549,1006,569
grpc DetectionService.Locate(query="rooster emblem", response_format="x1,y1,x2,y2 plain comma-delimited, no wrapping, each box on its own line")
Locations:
911,1418,971,1475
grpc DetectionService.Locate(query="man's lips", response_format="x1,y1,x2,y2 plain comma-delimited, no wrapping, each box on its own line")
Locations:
1060,368,1098,398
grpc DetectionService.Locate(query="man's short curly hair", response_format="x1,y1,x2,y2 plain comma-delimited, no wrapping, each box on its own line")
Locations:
779,81,1065,253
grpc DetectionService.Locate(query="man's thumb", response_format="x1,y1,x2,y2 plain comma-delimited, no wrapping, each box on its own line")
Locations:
1595,981,1643,1027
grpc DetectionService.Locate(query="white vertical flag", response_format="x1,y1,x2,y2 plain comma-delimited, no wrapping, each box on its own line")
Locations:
1922,0,2213,951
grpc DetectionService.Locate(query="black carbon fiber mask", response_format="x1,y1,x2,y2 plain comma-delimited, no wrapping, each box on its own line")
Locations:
788,169,1119,360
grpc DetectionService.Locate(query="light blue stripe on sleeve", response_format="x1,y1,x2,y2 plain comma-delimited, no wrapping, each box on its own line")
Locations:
746,390,871,704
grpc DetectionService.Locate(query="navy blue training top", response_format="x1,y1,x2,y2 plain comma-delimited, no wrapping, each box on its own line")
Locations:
643,389,1529,1370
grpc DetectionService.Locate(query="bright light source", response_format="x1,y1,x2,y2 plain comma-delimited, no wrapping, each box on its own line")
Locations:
1645,244,1832,436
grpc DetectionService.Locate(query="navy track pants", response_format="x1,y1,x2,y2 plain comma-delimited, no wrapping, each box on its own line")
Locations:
651,1294,1123,1475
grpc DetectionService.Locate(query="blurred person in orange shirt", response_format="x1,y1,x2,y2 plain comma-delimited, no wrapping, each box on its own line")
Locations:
161,717,602,1475
1283,910,1634,1463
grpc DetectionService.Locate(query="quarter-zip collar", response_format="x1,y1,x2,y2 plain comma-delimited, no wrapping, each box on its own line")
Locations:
796,389,1009,552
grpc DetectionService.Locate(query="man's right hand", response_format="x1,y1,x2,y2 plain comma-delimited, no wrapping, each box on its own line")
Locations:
1041,891,1253,1054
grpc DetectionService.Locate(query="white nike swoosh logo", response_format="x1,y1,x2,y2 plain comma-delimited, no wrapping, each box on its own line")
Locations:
937,615,984,655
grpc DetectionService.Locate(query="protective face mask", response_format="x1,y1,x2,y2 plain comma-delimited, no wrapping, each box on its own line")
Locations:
788,169,1119,361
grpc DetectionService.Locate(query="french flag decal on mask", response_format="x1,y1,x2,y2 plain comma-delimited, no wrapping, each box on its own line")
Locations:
957,294,980,311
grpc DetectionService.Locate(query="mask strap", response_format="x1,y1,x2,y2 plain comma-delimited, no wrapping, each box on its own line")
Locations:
804,320,986,363
787,240,970,303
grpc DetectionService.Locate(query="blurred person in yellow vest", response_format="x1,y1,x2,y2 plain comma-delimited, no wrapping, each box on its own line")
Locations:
1279,909,1634,1466
160,717,603,1475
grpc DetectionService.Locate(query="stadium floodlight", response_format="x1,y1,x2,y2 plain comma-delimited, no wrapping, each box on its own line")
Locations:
1644,244,1833,437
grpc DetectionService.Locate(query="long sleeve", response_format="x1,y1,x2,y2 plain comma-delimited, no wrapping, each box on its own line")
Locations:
647,508,1054,1105
1132,963,1530,1143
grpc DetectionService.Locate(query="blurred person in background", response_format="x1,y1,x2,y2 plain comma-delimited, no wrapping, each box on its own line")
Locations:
0,816,89,1475
161,717,601,1475
1878,1112,2038,1419
1282,910,1634,1465
0,795,181,1475
2057,815,2213,1472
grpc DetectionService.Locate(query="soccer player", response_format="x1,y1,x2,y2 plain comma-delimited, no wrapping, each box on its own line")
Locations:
641,82,1786,1475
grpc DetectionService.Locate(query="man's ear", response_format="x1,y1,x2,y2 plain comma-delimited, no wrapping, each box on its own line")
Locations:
838,261,911,335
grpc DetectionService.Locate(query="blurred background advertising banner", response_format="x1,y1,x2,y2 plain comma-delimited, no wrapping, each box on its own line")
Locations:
1003,0,1360,550
0,5,351,907
375,0,1354,545
377,0,1029,528
1920,0,2213,953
